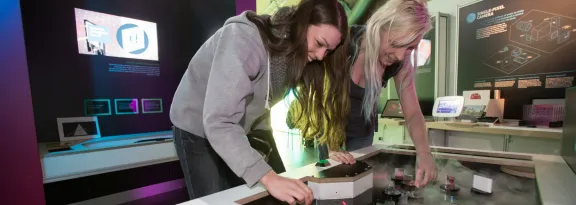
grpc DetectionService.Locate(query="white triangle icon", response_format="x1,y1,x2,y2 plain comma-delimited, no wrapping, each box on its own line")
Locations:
74,124,88,136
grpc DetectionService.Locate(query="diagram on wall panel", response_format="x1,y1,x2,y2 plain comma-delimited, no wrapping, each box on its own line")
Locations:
510,10,576,54
483,44,541,74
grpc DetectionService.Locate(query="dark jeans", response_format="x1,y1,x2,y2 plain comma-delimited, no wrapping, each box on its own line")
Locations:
172,127,286,200
345,135,374,151
318,135,374,159
172,127,244,199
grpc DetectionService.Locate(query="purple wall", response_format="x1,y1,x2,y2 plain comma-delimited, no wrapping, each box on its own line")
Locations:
236,0,256,14
0,0,253,203
0,0,46,204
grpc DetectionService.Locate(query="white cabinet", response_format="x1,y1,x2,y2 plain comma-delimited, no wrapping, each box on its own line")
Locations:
380,122,562,156
507,136,561,155
374,124,405,145
446,131,505,151
404,128,413,145
427,129,447,147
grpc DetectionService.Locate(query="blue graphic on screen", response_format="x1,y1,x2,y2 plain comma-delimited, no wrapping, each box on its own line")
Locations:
117,23,150,55
437,100,458,113
467,13,476,23
86,23,111,43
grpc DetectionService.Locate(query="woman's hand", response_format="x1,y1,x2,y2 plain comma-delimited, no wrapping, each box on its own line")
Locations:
260,171,313,205
329,150,356,164
414,152,437,188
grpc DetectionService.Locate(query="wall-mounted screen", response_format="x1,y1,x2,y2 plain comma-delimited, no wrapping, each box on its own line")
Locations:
75,8,159,61
411,39,432,67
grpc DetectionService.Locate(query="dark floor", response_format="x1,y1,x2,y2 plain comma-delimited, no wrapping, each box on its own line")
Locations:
132,131,318,205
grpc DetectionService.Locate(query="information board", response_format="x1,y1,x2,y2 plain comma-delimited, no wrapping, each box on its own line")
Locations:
458,0,576,119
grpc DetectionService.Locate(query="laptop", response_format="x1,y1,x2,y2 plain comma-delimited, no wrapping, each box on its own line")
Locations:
380,99,404,119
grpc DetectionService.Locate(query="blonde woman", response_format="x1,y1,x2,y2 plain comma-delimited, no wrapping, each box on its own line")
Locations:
328,0,437,188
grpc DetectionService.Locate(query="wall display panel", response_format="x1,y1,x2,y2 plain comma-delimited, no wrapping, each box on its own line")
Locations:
458,0,576,119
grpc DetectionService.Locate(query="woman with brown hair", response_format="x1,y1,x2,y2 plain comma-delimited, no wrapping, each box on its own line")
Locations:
169,0,349,204
289,0,437,188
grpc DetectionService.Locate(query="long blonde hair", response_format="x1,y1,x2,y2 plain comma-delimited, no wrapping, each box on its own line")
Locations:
361,0,431,121
250,0,350,150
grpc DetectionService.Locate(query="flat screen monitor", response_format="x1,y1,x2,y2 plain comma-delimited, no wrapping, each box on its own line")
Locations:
562,87,576,175
75,8,159,61
432,96,465,118
411,39,432,67
381,99,403,119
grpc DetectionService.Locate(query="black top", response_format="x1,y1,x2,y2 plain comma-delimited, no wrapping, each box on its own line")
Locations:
346,25,402,137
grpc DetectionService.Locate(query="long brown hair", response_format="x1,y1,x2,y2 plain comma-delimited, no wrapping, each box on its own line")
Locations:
248,0,350,150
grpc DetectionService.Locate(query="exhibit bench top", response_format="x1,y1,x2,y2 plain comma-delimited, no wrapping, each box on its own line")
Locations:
179,144,576,205
38,131,173,158
378,118,562,139
38,131,177,183
426,121,562,139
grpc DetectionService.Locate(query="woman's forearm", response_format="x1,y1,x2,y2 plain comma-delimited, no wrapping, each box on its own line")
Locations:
405,113,431,154
393,70,431,155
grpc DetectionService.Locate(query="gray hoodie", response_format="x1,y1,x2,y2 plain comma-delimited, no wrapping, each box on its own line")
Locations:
170,11,273,187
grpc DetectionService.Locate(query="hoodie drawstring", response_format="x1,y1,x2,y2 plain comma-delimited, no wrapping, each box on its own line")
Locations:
265,54,271,110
